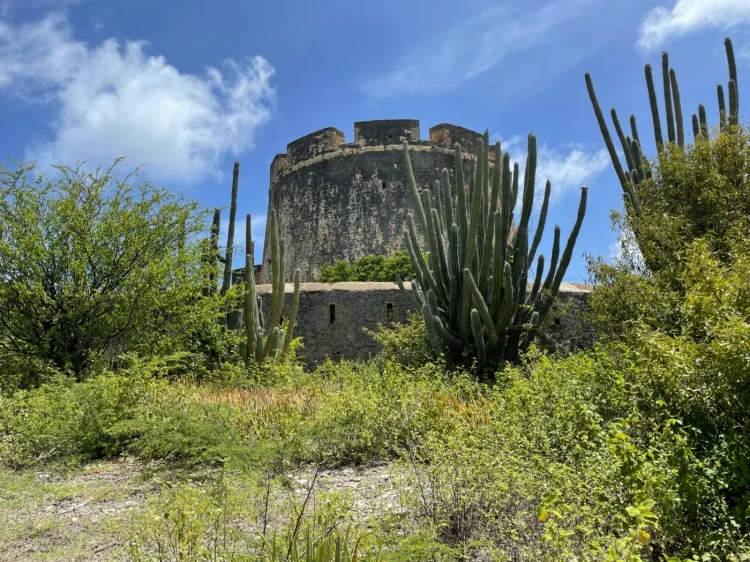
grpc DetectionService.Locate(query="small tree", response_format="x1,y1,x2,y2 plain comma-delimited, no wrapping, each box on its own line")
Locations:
0,159,217,384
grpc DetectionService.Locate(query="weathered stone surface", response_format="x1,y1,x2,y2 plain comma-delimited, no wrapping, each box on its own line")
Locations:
262,120,488,284
257,282,595,368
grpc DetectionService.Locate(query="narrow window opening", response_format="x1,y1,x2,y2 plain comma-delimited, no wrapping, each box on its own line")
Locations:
329,304,336,324
386,302,394,321
554,317,561,325
381,181,387,189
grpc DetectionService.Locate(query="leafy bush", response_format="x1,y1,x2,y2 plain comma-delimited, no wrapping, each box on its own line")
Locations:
614,126,750,277
317,251,416,283
0,159,231,387
365,312,433,369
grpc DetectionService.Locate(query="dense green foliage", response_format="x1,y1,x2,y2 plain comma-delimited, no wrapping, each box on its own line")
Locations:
0,160,239,388
317,251,416,283
400,130,587,376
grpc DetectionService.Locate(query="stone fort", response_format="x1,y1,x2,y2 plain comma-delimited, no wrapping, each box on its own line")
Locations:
261,119,499,283
251,119,595,366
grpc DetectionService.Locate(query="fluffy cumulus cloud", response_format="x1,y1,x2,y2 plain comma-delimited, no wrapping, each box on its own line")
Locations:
637,0,750,50
0,13,275,182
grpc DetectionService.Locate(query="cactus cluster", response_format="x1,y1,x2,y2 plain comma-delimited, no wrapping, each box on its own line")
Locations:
585,38,739,225
242,209,301,365
398,132,587,376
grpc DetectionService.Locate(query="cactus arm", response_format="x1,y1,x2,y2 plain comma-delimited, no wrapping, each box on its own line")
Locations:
221,161,240,295
454,144,469,245
698,104,708,138
662,53,676,144
431,208,451,299
669,68,685,146
463,142,484,273
510,162,520,211
441,169,454,235
585,74,629,190
470,309,487,370
645,64,664,149
281,269,301,357
728,80,739,127
396,274,421,311
528,180,550,267
494,262,515,334
629,115,641,146
725,37,738,100
406,214,441,299
479,140,501,289
693,113,701,140
464,268,498,345
717,84,727,130
517,134,537,239
422,303,444,356
612,109,636,173
538,225,561,301
402,142,429,239
528,254,544,305
538,187,587,321
208,209,221,293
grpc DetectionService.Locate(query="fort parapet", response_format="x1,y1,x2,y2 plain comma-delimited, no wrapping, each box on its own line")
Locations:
262,120,495,283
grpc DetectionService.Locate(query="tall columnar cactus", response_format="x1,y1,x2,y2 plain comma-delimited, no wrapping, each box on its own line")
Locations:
398,132,588,377
221,161,241,296
204,208,222,295
243,210,301,365
585,37,739,236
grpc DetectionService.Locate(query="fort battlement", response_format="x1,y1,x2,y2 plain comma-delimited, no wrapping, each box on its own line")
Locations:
272,120,489,182
262,119,499,284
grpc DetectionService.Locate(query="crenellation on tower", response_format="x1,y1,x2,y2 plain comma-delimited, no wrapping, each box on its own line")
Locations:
262,120,490,283
270,153,288,184
353,119,420,147
286,127,346,166
429,123,484,152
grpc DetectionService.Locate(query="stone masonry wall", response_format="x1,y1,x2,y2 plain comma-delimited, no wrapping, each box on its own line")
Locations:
261,120,496,283
256,282,595,368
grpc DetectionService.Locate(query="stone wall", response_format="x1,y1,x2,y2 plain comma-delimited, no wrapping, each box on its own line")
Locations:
256,282,595,367
261,120,497,283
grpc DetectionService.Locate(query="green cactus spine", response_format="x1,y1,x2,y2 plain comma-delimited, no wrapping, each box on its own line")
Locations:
399,132,587,377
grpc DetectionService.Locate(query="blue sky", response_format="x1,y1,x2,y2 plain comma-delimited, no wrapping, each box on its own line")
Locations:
0,0,748,282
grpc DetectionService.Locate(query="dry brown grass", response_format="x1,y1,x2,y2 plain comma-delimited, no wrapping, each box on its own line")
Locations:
192,387,314,414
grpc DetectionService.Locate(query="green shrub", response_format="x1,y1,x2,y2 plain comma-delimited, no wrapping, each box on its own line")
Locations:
317,251,417,283
365,312,433,369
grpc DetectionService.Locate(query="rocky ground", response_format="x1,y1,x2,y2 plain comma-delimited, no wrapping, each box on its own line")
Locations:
0,460,407,562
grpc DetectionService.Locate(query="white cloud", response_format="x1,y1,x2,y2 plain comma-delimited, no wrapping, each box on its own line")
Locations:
362,0,597,96
637,0,750,50
0,13,275,183
496,135,609,209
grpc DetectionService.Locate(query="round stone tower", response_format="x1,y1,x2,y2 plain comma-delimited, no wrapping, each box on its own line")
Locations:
261,120,492,283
